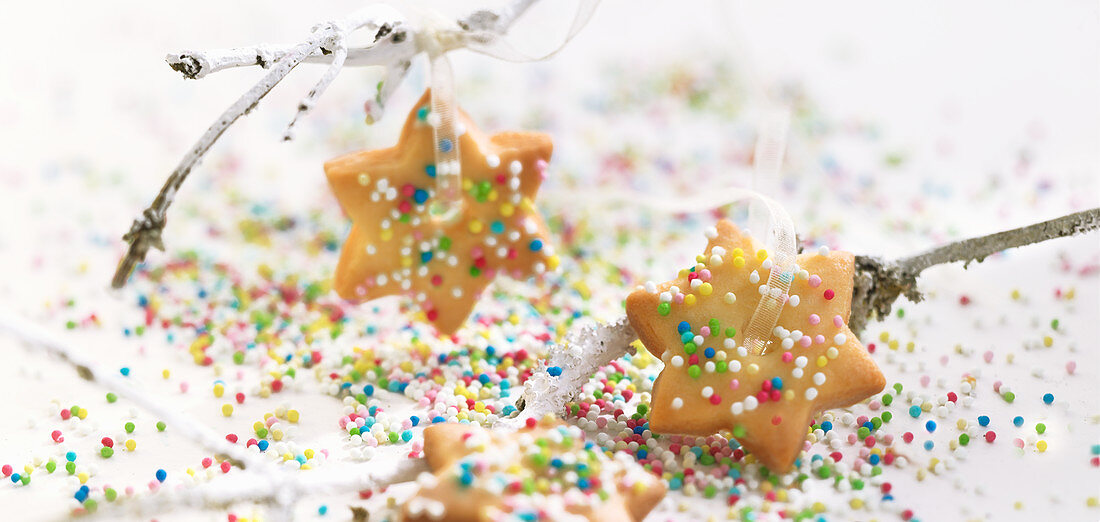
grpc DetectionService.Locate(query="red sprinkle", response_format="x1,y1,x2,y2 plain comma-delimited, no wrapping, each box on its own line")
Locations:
984,431,997,443
101,437,114,448
823,289,835,300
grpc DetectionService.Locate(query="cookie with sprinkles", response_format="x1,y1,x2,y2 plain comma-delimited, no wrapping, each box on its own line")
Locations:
401,416,665,521
324,89,559,334
625,219,886,471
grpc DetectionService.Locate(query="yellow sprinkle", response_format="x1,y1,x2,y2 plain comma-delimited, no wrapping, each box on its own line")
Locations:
732,257,745,268
500,203,514,217
272,430,284,441
906,342,915,353
1043,336,1053,347
684,294,697,306
222,404,233,417
357,173,370,185
213,383,225,398
812,502,826,513
253,422,265,432
287,410,300,423
186,468,195,476
1086,496,1098,507
879,332,890,342
850,498,864,509
1037,440,1047,452
78,472,89,484
957,419,968,430
304,449,314,459
1014,501,1024,510
264,412,274,421
380,228,393,241
816,356,828,368
921,402,933,412
699,283,713,296
77,409,88,420
889,340,899,350
746,363,759,374
756,249,768,261
161,369,170,379
547,255,560,271
488,190,498,202
783,389,794,401
23,464,32,475
125,439,136,451
468,220,484,234
826,347,839,359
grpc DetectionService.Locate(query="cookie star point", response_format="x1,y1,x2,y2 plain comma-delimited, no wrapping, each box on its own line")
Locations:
324,90,557,334
626,219,886,471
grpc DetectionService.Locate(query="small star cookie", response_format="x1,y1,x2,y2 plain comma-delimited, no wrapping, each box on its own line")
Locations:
625,219,886,471
324,90,560,334
401,417,665,521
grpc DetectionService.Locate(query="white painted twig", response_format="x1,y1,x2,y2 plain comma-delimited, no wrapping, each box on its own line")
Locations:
113,0,543,289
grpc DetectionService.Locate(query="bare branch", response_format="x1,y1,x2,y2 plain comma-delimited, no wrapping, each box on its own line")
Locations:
849,207,1100,333
113,0,545,289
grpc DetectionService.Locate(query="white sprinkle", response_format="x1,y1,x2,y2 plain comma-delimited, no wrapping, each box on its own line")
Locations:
813,373,827,386
818,245,830,256
791,368,804,379
749,270,760,284
701,386,714,398
670,356,684,368
671,398,684,409
730,402,744,415
795,356,808,368
728,360,742,372
744,396,759,411
509,160,523,175
486,155,500,168
705,227,718,239
805,388,819,400
789,295,801,307
660,292,672,303
834,334,848,345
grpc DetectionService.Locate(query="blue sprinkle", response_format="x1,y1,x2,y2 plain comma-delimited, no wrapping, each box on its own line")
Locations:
9,474,19,484
438,139,453,153
704,347,716,358
771,377,783,390
413,189,429,204
869,454,881,465
680,332,694,343
1013,416,1024,427
410,416,420,427
550,458,564,468
925,420,937,432
155,469,167,482
363,384,374,396
432,416,446,424
318,505,328,516
258,440,270,451
459,471,474,486
419,249,433,263
502,405,516,416
1042,393,1054,404
637,449,648,459
425,164,436,178
74,485,88,501
978,415,990,427
528,239,543,252
491,221,505,234
401,430,413,442
821,421,833,432
923,440,934,451
547,366,563,377
577,478,590,490
669,477,682,490
120,367,130,376
66,451,77,462
678,321,691,334
478,374,490,384
908,405,922,418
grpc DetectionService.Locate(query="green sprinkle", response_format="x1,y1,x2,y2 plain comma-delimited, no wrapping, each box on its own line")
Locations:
84,499,98,513
724,327,737,337
881,394,893,406
124,422,135,434
156,421,167,432
100,447,114,458
1035,423,1046,434
45,461,56,473
104,488,117,502
388,432,399,443
683,343,697,355
657,302,671,316
1003,392,1015,403
959,433,970,446
732,425,746,439
66,462,76,475
687,365,701,379
256,428,269,439
105,393,117,404
881,411,893,423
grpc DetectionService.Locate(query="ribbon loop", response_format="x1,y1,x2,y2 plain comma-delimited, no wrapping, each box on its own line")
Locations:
403,0,600,224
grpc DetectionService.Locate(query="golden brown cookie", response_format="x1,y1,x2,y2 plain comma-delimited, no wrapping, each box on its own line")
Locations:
625,219,885,471
324,90,560,334
401,417,665,521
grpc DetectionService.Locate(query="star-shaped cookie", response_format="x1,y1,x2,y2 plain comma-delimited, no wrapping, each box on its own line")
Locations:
401,417,665,521
625,220,885,471
324,90,559,334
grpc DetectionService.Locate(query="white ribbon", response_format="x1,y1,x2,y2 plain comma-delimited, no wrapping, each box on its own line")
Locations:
406,0,601,223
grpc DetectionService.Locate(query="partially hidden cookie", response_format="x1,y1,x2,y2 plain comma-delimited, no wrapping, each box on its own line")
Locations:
401,416,665,521
324,89,560,334
625,219,886,471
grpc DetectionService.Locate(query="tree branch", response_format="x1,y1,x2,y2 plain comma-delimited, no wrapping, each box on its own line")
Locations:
112,0,544,290
847,207,1099,333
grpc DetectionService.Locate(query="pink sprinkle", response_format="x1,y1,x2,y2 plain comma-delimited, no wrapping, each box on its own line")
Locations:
699,269,711,281
180,382,190,393
782,352,793,363
808,275,822,288
919,375,930,387
729,379,740,390
125,487,134,496
808,314,821,325
993,381,1002,393
847,433,858,444
1013,438,1025,449
882,434,894,445
983,351,994,363
833,315,844,327
699,326,711,337
815,335,825,345
800,336,813,348
1066,361,1077,374
673,294,684,304
868,400,881,411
